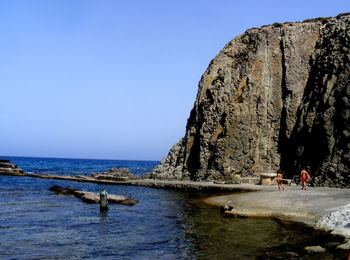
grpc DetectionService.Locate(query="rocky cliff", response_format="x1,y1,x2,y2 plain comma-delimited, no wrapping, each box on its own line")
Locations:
153,14,350,187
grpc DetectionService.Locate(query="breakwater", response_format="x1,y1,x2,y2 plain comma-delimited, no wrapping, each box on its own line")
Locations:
0,170,270,193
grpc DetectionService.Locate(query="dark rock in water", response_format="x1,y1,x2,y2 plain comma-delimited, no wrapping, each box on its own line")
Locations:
152,14,350,188
221,204,234,212
48,185,138,206
0,159,23,175
48,185,77,195
91,167,137,181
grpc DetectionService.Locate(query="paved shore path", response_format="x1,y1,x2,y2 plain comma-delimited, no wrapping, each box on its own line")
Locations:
2,171,350,240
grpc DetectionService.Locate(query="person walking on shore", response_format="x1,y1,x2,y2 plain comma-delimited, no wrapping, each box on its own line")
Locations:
277,168,284,190
300,168,310,190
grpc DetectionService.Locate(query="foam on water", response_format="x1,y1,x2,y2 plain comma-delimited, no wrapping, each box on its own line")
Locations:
317,203,350,238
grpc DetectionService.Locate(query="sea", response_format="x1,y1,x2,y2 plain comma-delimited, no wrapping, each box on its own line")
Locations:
0,156,347,259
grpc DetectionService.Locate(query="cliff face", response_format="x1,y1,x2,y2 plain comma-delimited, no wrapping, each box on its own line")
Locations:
153,14,350,187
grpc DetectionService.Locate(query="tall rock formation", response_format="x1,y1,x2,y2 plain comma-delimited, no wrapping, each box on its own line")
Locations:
153,14,350,187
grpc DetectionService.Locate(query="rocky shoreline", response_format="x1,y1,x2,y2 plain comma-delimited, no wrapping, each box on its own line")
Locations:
1,168,349,253
2,170,350,235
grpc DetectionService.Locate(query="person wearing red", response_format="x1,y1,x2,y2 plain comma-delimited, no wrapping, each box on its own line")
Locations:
300,168,310,190
277,168,284,190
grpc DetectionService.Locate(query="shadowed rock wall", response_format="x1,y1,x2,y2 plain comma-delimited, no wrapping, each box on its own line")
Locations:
153,14,350,187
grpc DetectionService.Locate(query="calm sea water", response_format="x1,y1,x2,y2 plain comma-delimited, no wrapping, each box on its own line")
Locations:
0,156,346,259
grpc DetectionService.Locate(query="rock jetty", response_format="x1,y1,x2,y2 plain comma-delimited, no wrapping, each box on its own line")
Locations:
152,14,350,188
49,185,138,205
0,169,270,192
0,159,23,174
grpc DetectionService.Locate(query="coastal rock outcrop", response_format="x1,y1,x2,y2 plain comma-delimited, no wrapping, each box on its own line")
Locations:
0,159,23,174
152,14,350,187
49,185,138,205
91,167,137,181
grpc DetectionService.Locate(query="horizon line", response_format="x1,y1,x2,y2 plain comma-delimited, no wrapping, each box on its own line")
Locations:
0,154,161,163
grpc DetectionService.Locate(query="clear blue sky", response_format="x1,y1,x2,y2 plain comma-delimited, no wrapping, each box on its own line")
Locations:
0,1,348,161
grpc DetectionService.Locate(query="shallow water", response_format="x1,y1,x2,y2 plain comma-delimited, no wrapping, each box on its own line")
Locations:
0,157,347,259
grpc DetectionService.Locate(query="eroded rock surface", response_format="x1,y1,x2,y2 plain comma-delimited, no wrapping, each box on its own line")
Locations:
49,185,138,205
91,167,137,181
0,159,23,174
153,14,350,187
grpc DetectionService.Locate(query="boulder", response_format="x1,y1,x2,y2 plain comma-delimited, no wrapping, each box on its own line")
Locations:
232,173,242,184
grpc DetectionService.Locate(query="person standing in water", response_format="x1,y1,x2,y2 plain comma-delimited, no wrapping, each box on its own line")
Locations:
100,189,109,211
300,168,310,190
277,168,284,190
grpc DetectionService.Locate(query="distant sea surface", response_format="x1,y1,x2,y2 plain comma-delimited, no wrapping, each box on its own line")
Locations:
0,156,346,259
5,156,158,176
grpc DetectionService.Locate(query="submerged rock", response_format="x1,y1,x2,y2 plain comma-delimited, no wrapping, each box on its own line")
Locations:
48,185,77,195
152,14,350,187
